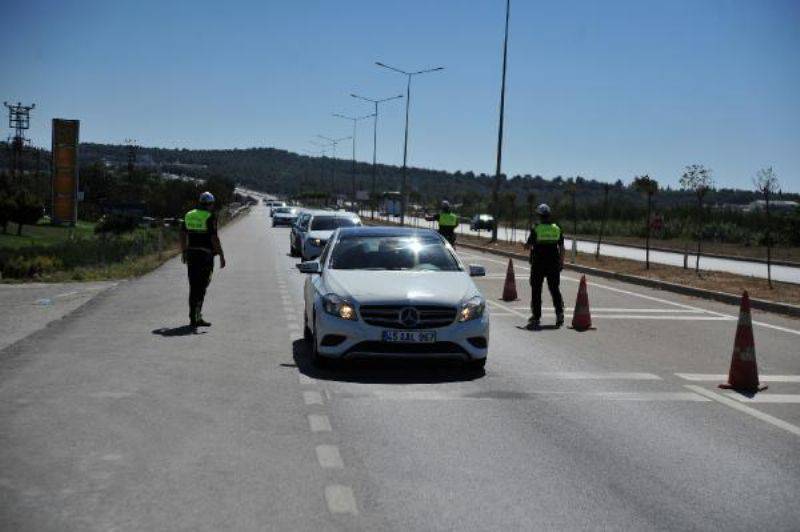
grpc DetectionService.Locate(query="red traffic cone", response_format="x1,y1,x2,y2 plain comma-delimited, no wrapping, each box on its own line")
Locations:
501,258,518,301
719,291,767,394
571,275,593,331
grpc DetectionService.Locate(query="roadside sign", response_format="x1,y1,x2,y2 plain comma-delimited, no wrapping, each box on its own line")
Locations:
51,119,80,225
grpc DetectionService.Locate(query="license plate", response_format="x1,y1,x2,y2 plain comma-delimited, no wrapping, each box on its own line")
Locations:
382,330,437,343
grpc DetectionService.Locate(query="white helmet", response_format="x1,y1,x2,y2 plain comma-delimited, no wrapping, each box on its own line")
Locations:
536,203,551,215
199,191,215,205
441,200,450,210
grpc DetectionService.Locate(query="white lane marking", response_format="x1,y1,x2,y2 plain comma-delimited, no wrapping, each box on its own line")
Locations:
308,414,332,432
324,485,358,515
316,445,344,469
723,393,800,404
487,299,527,317
510,307,707,313
303,390,324,405
54,290,79,298
677,374,800,383
298,374,317,386
685,385,800,437
532,372,663,380
343,390,706,402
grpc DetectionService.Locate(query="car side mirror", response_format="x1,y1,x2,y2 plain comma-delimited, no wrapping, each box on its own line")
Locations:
468,265,486,277
297,261,321,274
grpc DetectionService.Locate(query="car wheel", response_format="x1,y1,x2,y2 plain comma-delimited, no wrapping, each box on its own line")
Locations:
290,243,299,257
304,312,313,343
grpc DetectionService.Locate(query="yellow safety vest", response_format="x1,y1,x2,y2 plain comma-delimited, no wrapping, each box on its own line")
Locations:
438,212,459,228
185,209,211,232
534,223,561,243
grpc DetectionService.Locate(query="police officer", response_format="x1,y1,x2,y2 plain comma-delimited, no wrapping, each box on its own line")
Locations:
180,192,226,328
426,200,459,247
523,204,565,329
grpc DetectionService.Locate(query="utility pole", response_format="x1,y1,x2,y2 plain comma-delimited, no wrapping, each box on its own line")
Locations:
375,62,444,226
333,112,374,211
124,138,137,181
351,93,403,219
316,135,351,205
491,0,511,242
4,101,35,180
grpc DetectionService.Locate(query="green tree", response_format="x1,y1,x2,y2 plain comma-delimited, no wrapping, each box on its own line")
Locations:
10,190,44,236
633,175,658,269
680,164,714,273
0,191,14,233
753,166,779,288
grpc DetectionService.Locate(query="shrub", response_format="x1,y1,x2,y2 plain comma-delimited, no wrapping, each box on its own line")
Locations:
1,255,63,278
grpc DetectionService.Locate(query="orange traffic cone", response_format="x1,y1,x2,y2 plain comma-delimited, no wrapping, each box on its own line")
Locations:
501,258,518,301
719,291,767,394
571,275,593,331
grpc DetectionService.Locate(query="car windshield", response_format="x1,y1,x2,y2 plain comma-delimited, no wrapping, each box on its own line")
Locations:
310,216,360,231
275,207,295,214
329,236,461,271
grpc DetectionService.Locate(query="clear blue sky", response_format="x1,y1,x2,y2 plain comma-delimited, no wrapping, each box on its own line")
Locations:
3,0,799,191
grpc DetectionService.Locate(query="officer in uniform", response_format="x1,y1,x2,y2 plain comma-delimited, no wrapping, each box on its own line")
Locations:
426,200,459,247
523,203,565,329
180,191,226,328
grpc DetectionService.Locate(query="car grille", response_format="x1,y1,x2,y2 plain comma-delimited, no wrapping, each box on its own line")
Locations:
359,305,457,329
345,341,467,356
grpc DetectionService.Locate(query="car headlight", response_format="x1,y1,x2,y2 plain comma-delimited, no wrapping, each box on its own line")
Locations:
458,296,485,322
322,293,358,321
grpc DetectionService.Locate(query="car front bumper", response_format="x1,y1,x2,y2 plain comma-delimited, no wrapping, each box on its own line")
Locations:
314,308,490,361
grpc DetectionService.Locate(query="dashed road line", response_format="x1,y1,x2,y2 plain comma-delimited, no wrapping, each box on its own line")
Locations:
723,393,800,404
303,390,324,405
308,414,332,432
324,485,358,515
336,389,708,402
531,371,663,380
316,445,344,469
676,373,800,383
685,385,800,437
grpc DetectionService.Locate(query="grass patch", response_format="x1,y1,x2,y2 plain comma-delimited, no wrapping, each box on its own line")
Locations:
0,221,96,250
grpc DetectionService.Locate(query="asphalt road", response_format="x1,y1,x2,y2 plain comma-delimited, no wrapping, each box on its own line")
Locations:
369,211,800,284
1,205,798,531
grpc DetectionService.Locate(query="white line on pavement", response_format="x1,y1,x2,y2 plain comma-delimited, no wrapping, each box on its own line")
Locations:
510,307,707,313
685,385,800,437
298,374,317,386
723,393,800,404
316,445,344,469
532,372,663,380
324,485,358,515
341,390,707,402
308,414,332,432
303,390,324,405
676,374,800,383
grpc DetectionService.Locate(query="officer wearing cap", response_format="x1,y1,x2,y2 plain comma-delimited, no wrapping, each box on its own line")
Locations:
523,203,565,329
180,191,226,328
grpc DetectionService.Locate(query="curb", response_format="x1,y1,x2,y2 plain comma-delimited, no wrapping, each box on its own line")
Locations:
458,241,800,318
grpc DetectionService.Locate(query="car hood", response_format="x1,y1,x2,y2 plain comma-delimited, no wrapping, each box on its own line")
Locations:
306,230,334,241
323,270,479,306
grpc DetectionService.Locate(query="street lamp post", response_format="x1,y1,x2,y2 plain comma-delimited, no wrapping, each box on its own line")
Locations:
491,0,511,242
375,62,444,226
351,93,403,219
333,112,374,211
316,135,351,205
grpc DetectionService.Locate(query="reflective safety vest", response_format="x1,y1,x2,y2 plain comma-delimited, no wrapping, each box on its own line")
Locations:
438,212,459,228
534,223,561,243
185,209,212,232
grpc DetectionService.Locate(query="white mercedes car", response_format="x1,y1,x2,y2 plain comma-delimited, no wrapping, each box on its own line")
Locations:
297,226,489,369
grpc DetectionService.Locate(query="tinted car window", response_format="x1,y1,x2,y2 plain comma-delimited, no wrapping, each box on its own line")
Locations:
329,236,460,271
310,216,360,231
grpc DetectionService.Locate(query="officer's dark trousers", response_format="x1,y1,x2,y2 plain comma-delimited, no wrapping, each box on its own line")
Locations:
530,267,564,320
439,227,457,246
186,250,214,322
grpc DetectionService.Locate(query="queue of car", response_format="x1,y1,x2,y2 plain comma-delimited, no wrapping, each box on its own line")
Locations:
270,201,490,370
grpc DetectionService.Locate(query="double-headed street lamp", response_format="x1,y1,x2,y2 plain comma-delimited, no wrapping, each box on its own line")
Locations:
316,134,351,202
350,93,403,218
333,112,375,210
375,61,444,226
